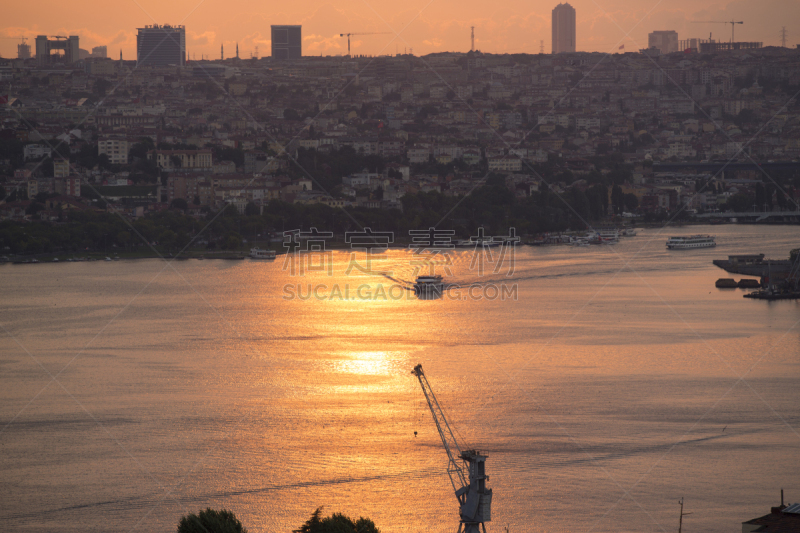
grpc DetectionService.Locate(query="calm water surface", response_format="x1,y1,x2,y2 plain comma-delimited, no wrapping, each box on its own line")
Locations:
1,224,799,533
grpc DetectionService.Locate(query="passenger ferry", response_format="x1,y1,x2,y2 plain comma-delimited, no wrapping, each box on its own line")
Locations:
666,235,716,249
413,275,444,295
250,247,276,259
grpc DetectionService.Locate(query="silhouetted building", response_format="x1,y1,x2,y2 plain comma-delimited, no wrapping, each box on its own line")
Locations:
700,41,763,53
35,35,80,65
552,3,576,54
136,25,185,67
742,494,800,533
92,46,107,58
271,25,302,59
648,31,678,54
17,41,31,60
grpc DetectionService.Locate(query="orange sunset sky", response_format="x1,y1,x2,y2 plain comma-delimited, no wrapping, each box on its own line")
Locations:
2,0,798,59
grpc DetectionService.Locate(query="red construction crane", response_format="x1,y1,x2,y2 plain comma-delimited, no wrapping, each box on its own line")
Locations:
691,20,744,43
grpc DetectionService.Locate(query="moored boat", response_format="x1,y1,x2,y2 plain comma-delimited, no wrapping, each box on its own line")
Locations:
250,247,276,260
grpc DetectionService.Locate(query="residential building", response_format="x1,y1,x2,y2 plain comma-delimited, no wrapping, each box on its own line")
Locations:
148,150,213,171
98,137,130,165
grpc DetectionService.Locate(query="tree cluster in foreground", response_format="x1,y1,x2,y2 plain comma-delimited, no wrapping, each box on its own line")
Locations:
176,507,380,533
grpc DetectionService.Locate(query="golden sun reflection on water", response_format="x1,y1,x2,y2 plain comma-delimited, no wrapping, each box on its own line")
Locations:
332,351,397,376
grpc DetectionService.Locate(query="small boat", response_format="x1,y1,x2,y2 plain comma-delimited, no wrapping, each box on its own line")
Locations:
738,278,761,289
105,257,112,261
667,235,716,249
715,278,738,288
414,275,444,295
454,238,501,248
250,248,276,260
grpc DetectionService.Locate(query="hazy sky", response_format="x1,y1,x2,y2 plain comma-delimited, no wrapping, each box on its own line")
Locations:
2,0,799,59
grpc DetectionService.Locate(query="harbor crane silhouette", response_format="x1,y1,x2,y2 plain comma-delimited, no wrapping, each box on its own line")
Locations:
412,364,493,533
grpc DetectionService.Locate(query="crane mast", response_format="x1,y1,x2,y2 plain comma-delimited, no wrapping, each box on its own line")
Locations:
412,364,493,533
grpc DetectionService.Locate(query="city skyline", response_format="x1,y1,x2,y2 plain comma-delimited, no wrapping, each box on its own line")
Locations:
1,0,799,59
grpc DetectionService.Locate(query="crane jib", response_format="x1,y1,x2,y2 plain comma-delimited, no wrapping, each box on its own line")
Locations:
412,364,493,532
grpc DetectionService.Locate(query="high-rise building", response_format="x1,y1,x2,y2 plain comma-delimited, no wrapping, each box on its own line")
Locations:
35,35,80,65
136,25,185,67
271,25,302,60
552,3,576,54
17,41,31,60
92,46,108,58
648,31,678,54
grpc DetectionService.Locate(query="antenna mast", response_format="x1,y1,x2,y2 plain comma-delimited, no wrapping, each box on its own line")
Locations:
780,27,788,48
678,497,693,533
471,26,475,52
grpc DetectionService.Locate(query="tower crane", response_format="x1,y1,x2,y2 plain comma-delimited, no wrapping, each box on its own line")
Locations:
339,32,391,57
412,364,493,533
691,20,743,43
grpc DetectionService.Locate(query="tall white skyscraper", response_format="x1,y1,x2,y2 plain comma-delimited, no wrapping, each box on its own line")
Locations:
552,3,576,54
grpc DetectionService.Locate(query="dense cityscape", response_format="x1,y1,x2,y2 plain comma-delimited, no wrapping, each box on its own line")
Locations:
1,17,800,254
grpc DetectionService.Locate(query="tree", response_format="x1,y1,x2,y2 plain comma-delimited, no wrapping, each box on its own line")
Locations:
294,508,380,533
245,202,260,216
623,193,639,212
116,230,131,251
725,193,752,212
223,233,242,250
170,198,189,210
611,184,624,215
178,508,247,533
93,78,112,97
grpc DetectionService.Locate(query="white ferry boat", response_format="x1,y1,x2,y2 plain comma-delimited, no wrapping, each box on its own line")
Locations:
413,275,444,295
666,235,716,249
586,229,619,244
250,247,276,259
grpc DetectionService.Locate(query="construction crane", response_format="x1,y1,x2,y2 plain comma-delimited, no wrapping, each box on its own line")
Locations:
339,32,391,57
691,20,743,43
412,364,493,533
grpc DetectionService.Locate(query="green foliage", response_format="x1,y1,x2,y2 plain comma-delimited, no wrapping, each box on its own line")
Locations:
177,508,247,533
724,193,753,212
214,146,245,168
294,508,380,533
170,198,189,210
